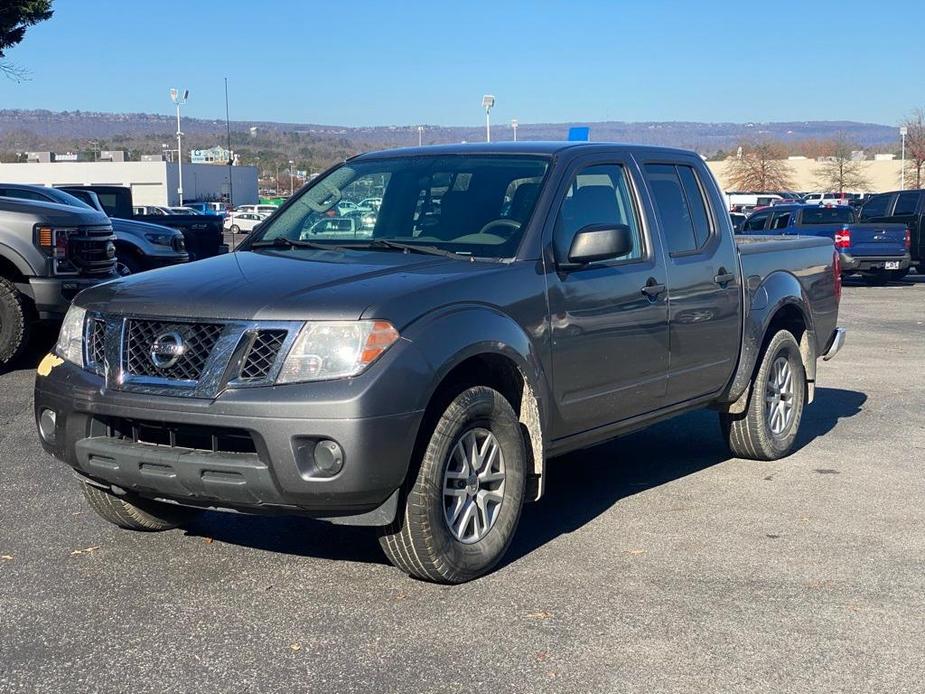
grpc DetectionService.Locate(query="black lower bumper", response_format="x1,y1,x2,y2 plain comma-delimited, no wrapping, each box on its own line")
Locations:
26,275,117,320
839,252,912,273
34,361,424,525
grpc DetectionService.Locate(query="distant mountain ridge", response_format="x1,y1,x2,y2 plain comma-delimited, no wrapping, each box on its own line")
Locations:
0,109,900,153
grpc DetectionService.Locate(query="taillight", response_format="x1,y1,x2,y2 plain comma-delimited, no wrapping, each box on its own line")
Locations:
834,226,851,249
833,250,842,302
905,227,912,251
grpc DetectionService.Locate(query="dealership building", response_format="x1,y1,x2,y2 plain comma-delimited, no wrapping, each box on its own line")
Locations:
0,160,258,207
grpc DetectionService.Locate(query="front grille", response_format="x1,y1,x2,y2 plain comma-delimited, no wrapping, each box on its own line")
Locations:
70,226,116,276
124,320,223,381
98,416,256,454
238,330,288,381
86,317,106,373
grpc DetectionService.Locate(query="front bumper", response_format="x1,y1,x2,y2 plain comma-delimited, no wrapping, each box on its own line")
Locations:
822,327,846,361
26,275,117,320
34,359,425,524
839,252,911,273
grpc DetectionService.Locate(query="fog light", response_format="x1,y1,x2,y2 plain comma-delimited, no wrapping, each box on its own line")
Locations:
313,440,344,477
38,408,57,444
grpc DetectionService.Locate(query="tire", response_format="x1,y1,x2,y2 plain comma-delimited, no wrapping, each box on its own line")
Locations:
81,482,201,531
0,276,32,367
230,224,240,234
116,253,142,277
379,386,526,583
720,330,806,461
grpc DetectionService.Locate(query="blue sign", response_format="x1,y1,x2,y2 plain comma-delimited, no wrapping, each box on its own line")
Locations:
568,127,590,141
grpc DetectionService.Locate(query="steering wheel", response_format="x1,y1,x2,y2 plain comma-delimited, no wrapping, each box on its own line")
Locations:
477,218,521,238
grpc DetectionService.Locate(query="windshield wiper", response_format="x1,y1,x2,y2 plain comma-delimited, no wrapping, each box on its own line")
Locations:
250,237,348,252
345,239,474,261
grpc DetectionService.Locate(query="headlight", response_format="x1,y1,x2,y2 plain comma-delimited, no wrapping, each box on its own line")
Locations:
144,232,176,246
277,320,399,383
55,304,86,366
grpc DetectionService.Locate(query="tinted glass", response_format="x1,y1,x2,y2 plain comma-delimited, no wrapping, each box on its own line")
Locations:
800,207,855,224
893,191,920,216
677,166,712,247
253,156,548,258
771,212,791,229
556,164,642,261
859,194,891,220
743,212,769,232
644,164,697,253
0,188,51,202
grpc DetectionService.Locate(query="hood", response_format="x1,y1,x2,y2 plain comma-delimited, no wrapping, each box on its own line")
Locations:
110,217,183,238
0,197,110,227
74,248,500,324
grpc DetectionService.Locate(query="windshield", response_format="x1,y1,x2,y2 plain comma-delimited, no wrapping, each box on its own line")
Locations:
801,206,855,224
247,155,549,258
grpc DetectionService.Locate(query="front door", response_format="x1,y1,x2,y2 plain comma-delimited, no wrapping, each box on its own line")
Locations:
547,159,670,438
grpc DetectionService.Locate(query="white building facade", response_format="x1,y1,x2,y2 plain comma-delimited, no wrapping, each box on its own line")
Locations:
0,161,258,206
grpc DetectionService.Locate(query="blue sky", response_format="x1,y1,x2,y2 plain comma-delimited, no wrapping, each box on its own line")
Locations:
1,0,921,127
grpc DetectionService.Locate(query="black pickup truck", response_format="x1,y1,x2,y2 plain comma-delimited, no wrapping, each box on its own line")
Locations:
857,188,925,272
35,143,845,583
63,186,226,262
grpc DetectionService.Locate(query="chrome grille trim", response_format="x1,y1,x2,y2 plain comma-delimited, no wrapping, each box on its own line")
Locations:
86,313,302,398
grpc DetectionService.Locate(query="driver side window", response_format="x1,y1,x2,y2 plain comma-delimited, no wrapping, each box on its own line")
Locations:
556,164,643,262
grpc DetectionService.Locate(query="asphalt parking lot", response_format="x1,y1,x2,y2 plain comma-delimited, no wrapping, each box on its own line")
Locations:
1,276,923,693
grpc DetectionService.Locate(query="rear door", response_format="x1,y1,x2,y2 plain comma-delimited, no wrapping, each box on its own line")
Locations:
741,210,771,234
639,157,741,403
546,155,670,436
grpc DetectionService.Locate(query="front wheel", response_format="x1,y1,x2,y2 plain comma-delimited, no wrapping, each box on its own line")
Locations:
81,482,201,531
720,329,806,461
379,386,526,583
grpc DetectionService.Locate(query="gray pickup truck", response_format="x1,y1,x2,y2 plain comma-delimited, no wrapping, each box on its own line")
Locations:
34,143,845,583
1,197,116,365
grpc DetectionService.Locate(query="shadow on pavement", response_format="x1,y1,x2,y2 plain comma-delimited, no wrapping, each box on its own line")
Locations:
184,387,866,571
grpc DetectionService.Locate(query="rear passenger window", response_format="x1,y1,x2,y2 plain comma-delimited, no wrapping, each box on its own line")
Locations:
893,192,920,216
859,194,892,220
771,212,791,229
742,213,770,232
644,164,713,254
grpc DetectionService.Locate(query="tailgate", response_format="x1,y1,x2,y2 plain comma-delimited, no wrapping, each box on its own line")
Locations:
849,224,906,257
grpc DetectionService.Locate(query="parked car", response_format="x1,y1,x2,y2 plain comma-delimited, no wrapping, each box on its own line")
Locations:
168,206,202,215
302,216,361,238
0,184,190,277
740,203,910,283
802,192,852,206
69,186,226,261
0,197,115,364
224,212,267,234
857,189,925,272
235,204,279,216
133,205,173,216
35,142,844,583
184,202,227,216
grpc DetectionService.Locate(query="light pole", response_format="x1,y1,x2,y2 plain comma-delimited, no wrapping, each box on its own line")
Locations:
511,119,518,142
170,88,189,204
482,95,495,143
418,125,423,147
289,160,294,196
900,126,908,190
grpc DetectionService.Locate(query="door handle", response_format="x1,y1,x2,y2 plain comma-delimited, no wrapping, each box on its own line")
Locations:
641,277,666,299
714,267,735,286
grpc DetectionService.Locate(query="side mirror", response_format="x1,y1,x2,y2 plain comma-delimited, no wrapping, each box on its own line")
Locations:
559,224,632,269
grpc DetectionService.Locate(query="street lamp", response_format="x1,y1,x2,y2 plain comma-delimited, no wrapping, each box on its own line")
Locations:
482,95,495,143
169,88,189,204
289,160,294,196
418,125,424,147
900,126,908,190
511,119,518,142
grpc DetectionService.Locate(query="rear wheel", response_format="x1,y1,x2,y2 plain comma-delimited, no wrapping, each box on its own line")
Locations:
81,482,201,531
721,330,806,461
0,276,32,367
379,386,526,583
230,224,241,234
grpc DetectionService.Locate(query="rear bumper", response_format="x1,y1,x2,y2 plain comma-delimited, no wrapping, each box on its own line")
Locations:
822,327,846,361
34,359,426,525
839,252,911,273
26,275,117,320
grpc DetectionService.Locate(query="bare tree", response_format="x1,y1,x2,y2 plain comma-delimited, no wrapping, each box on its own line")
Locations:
900,109,925,189
0,1,54,81
813,133,870,192
723,141,795,191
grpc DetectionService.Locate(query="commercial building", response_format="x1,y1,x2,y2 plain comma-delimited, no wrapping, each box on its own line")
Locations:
0,160,258,206
707,158,908,193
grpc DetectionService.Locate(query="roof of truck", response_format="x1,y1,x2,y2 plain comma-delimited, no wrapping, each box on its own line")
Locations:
353,141,701,160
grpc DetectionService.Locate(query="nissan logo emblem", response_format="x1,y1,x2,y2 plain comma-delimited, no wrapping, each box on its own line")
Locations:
150,331,186,369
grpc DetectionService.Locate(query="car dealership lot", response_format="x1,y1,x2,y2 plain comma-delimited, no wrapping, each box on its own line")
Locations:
1,279,923,693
